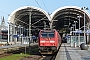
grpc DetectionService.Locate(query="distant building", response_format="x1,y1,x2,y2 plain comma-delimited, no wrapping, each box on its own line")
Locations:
0,16,8,30
0,16,8,44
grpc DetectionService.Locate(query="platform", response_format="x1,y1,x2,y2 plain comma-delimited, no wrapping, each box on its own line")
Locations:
55,43,90,60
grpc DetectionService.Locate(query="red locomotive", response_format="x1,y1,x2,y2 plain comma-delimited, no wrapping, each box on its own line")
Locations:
38,29,62,54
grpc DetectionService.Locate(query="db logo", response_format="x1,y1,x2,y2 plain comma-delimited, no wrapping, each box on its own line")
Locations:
45,38,48,40
45,38,50,40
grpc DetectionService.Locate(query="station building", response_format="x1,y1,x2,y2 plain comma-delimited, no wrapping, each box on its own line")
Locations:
8,6,90,45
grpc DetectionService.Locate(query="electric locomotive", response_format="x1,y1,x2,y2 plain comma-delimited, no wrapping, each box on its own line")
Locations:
38,29,62,54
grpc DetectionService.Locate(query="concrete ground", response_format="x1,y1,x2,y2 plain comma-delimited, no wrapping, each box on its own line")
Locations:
55,43,90,60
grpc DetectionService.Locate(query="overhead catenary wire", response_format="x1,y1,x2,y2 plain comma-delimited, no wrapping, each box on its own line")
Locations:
42,0,49,13
9,13,47,28
0,11,10,16
31,16,46,26
0,10,48,28
0,2,48,26
34,0,42,9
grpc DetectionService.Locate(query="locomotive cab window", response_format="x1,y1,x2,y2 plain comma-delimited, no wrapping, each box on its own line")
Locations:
41,31,54,38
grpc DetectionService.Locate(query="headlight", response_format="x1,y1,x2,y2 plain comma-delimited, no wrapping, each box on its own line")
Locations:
40,40,45,43
50,40,55,43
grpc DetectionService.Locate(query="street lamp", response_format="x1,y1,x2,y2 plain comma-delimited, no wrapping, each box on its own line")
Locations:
18,25,22,44
74,21,78,35
77,15,82,47
77,16,82,30
72,24,75,35
70,27,74,35
21,27,23,44
26,28,28,44
81,7,89,44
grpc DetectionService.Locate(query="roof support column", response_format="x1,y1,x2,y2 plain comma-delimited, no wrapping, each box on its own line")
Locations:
29,9,32,47
50,21,53,29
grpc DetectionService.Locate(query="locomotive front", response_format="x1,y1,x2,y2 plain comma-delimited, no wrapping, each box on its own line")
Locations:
38,30,61,54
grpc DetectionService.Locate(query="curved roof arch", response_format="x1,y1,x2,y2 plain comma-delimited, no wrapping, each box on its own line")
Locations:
50,6,90,21
8,6,51,23
50,6,90,31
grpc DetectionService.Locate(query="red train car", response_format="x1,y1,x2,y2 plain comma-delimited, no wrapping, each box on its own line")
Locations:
38,29,62,54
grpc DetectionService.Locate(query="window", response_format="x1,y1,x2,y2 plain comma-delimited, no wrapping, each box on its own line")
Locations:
41,31,54,38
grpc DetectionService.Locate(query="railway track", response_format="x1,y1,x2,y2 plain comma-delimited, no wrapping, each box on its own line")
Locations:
0,44,29,58
0,47,26,58
21,50,58,60
0,44,28,54
39,54,57,60
0,43,59,60
38,51,58,60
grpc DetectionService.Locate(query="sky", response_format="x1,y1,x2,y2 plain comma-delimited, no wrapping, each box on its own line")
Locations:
0,0,90,26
